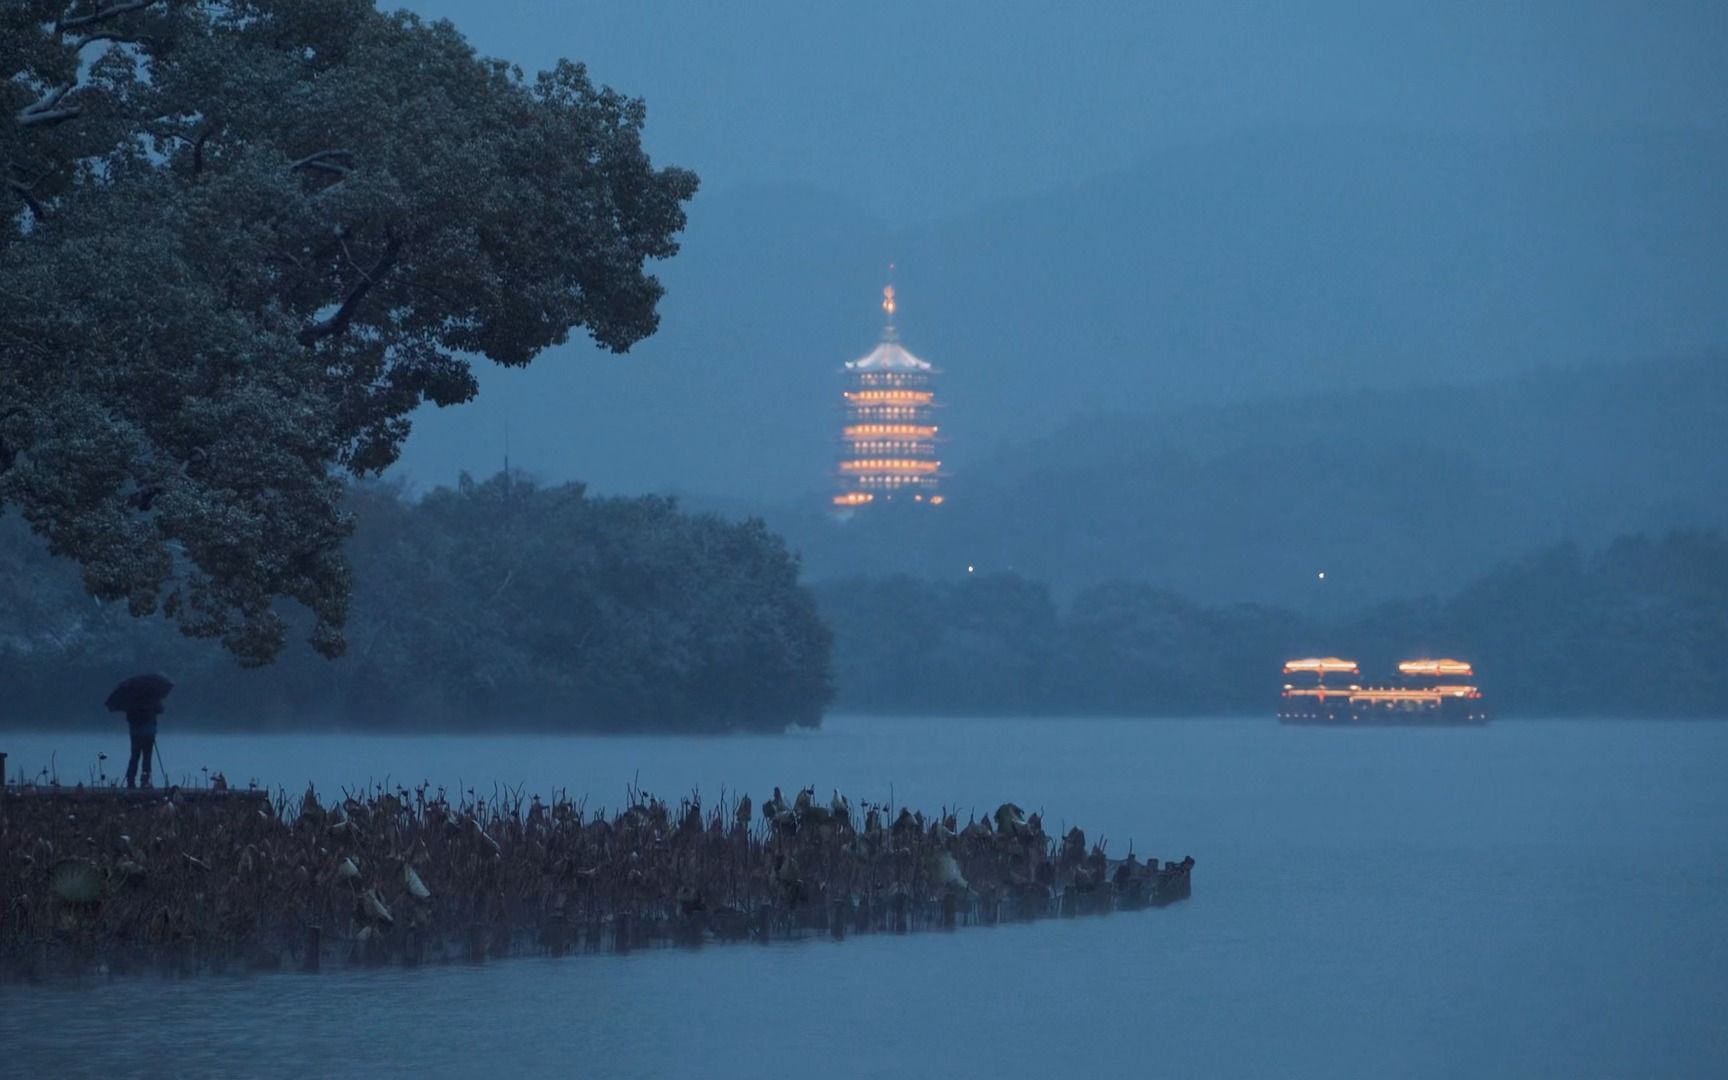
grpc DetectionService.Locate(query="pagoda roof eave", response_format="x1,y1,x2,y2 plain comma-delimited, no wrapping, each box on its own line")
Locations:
845,341,933,372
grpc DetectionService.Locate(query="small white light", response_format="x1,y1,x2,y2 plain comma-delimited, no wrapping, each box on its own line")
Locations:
1316,571,1326,580
966,565,975,573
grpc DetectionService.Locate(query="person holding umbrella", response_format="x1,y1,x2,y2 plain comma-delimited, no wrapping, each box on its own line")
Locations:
105,673,173,788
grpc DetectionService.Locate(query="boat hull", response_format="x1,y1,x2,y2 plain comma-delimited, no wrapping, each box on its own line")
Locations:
1278,699,1489,725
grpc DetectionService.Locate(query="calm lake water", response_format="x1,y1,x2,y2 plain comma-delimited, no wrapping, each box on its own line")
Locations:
3,716,1725,1079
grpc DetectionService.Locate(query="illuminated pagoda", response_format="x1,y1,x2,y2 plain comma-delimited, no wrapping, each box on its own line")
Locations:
833,283,944,510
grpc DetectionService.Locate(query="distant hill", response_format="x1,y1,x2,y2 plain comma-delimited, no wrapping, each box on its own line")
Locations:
813,530,1728,719
395,126,1728,505
740,353,1728,609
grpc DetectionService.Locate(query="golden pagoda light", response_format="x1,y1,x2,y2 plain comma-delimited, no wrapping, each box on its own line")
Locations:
832,280,945,511
843,389,934,404
843,424,939,439
839,459,941,473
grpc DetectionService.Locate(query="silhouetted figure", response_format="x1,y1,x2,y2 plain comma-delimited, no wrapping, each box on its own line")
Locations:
104,673,173,789
124,704,159,788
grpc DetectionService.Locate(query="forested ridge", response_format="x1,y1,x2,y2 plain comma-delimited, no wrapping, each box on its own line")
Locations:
3,479,1720,728
0,475,831,732
814,530,1728,718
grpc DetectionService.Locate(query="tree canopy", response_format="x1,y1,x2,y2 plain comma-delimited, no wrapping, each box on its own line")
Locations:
0,1,697,664
0,475,833,732
3,518,1718,726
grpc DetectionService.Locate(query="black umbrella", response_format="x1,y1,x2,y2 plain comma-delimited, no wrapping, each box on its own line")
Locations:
105,673,174,715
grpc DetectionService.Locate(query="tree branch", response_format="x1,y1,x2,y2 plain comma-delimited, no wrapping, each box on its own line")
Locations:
298,235,403,345
17,107,83,128
72,30,149,51
7,179,46,219
192,125,215,176
58,1,162,32
16,85,84,129
21,84,71,115
288,150,355,176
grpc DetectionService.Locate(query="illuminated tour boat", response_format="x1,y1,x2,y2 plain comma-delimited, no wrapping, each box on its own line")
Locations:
1279,657,1488,725
832,283,945,513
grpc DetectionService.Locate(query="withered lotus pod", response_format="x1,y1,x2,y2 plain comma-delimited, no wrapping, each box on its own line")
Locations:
50,857,104,904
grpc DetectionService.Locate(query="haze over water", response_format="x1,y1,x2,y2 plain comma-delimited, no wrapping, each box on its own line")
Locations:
4,4,1725,1078
6,716,1724,1079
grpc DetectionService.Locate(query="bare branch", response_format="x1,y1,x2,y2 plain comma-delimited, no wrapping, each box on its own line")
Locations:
58,1,162,32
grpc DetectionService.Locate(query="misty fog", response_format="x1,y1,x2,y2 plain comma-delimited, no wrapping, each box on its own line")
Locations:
4,4,1726,1078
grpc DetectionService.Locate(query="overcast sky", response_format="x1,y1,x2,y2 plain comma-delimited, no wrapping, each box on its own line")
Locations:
391,1,1728,499
403,0,1726,220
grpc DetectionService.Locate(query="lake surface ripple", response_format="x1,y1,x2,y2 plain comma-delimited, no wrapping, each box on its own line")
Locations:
3,716,1725,1079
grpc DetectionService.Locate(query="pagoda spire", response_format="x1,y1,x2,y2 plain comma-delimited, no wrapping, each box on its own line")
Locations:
881,264,897,341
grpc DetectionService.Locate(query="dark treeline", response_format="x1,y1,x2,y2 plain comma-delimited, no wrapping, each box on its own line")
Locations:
813,531,1728,718
0,476,832,733
4,496,1720,728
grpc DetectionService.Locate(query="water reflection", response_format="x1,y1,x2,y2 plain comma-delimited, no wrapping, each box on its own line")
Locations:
4,717,1726,1079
